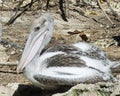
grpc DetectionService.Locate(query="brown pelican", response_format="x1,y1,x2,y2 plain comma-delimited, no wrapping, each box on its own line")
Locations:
0,23,2,42
17,13,118,89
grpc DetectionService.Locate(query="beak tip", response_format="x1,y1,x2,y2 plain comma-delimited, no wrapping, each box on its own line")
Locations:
16,68,20,74
16,65,22,74
16,62,24,73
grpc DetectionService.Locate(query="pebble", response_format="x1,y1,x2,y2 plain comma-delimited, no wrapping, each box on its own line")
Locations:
0,44,9,63
0,86,14,96
10,50,16,55
94,38,117,48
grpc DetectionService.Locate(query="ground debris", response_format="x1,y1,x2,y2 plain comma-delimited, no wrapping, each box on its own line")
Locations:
53,79,120,96
0,78,120,96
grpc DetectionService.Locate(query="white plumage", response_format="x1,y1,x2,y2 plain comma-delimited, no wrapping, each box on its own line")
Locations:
17,13,118,89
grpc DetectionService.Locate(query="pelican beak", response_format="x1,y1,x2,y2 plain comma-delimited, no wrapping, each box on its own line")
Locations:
17,14,54,73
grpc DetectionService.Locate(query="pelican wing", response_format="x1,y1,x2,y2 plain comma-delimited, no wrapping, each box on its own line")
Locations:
33,53,107,86
34,70,105,86
47,54,86,67
45,44,107,62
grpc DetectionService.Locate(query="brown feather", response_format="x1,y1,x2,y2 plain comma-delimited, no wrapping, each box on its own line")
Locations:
47,54,86,67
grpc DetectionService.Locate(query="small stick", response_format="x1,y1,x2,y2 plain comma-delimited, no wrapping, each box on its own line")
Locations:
46,0,50,10
59,0,68,21
97,0,114,25
6,0,37,25
0,63,17,66
65,0,69,18
106,0,120,22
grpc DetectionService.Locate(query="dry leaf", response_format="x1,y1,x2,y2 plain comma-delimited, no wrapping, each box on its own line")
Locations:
67,30,88,41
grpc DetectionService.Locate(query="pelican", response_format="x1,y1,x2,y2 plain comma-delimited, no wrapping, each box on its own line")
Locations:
0,23,2,42
17,13,118,89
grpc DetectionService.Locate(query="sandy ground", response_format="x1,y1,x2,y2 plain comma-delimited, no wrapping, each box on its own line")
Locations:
0,0,120,96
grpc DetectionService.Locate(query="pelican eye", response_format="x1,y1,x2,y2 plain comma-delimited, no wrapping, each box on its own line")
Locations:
34,26,40,32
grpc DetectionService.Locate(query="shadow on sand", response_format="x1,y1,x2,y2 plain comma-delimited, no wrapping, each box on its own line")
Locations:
13,84,71,96
112,35,120,46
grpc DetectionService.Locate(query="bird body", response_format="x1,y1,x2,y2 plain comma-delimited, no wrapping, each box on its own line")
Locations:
17,13,118,89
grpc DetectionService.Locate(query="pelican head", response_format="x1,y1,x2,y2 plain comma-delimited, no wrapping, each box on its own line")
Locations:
17,14,54,72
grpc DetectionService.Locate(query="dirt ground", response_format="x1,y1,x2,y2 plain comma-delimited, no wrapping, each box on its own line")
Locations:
0,0,120,96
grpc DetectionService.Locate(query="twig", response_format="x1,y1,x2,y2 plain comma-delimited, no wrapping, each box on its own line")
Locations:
6,9,27,25
65,0,69,17
59,0,68,21
97,0,114,25
6,0,37,25
92,18,106,26
0,63,17,66
46,0,50,10
69,8,86,17
106,0,120,22
69,6,109,26
0,71,19,74
0,63,23,74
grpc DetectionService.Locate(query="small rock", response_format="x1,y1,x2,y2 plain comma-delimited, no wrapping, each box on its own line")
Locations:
10,50,16,55
0,86,14,96
53,81,120,96
100,24,104,28
7,83,19,90
0,0,2,3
